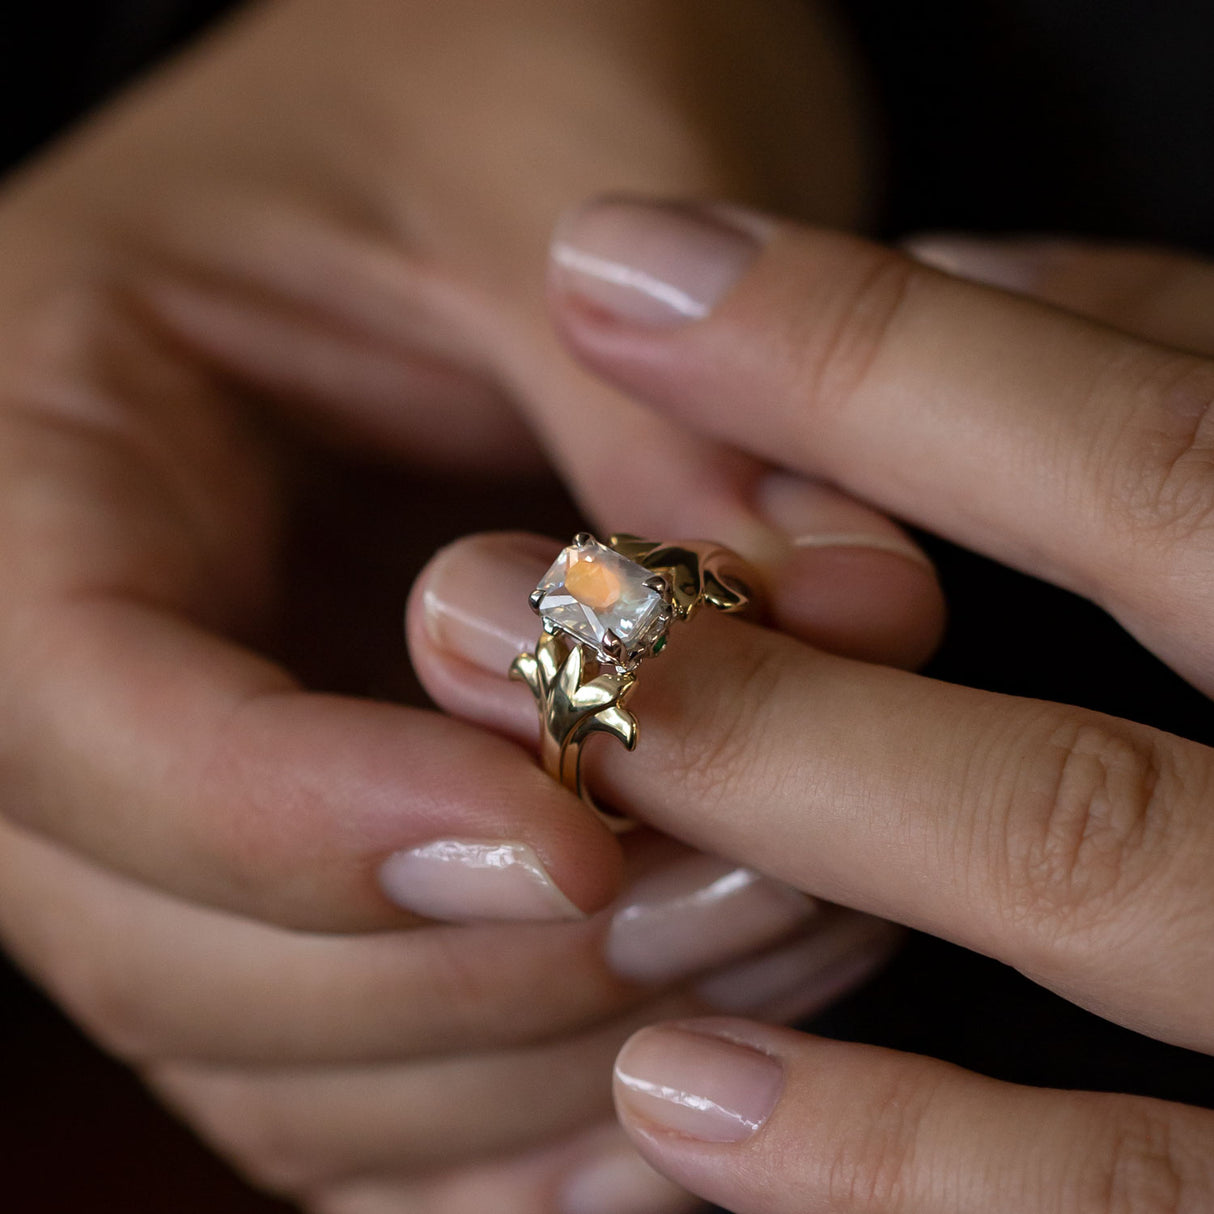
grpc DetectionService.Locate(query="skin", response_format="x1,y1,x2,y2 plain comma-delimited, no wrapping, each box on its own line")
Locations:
0,2,948,1209
410,217,1214,1210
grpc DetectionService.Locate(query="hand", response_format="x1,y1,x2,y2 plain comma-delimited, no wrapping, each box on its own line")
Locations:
0,6,939,1210
408,199,1214,1211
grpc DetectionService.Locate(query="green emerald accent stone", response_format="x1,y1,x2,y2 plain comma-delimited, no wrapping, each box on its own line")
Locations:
653,635,667,654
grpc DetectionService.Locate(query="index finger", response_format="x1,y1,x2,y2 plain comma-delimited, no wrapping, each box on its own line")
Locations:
548,198,1214,692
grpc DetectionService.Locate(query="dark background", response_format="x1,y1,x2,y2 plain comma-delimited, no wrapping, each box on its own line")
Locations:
2,1,1214,1210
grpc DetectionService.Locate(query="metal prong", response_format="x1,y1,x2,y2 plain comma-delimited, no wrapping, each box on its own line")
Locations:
573,531,594,547
541,618,559,635
600,630,625,661
529,587,545,613
643,574,670,596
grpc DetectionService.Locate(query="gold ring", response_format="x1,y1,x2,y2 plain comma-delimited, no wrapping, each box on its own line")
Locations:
510,532,756,832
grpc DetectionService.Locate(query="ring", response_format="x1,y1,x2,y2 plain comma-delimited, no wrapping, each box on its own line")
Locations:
510,532,756,832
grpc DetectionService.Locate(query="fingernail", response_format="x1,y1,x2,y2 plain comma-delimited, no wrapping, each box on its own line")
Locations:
755,470,932,570
904,233,1062,294
551,195,762,328
615,1023,783,1143
560,1140,692,1214
697,911,900,1021
422,535,551,676
378,839,585,922
607,854,816,985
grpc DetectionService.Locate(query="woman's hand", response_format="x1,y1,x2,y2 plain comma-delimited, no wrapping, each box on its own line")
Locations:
407,200,1214,1211
0,0,929,927
0,6,943,1210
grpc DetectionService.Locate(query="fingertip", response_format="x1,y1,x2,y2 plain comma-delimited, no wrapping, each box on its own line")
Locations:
548,194,765,330
750,470,945,668
771,542,945,669
898,233,1068,297
404,532,549,745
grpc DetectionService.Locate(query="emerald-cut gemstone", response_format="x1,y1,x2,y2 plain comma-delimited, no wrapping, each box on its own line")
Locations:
533,536,669,666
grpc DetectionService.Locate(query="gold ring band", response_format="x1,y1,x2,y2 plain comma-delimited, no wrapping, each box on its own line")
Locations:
510,532,756,831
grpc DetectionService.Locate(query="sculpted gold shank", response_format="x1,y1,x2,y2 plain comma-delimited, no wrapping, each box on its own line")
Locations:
511,533,755,830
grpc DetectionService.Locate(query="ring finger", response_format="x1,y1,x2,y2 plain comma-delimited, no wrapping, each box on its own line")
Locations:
148,996,744,1198
313,1123,697,1214
0,814,894,1065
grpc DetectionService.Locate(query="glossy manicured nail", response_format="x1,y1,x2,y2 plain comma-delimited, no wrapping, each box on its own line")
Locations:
697,911,901,1021
422,535,551,676
551,195,762,328
378,839,584,922
756,471,932,569
560,1139,692,1214
904,233,1062,294
607,854,816,984
615,1023,783,1143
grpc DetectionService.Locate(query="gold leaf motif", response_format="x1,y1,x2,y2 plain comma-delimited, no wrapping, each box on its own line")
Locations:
511,631,638,755
608,534,752,620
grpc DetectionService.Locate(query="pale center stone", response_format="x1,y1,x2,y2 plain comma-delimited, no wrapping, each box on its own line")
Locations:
533,536,669,666
564,555,622,612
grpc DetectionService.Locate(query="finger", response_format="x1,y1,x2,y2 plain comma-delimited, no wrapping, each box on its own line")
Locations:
494,329,944,669
116,57,938,671
148,998,706,1194
1,813,889,1066
314,1124,698,1214
0,323,619,930
136,224,545,475
613,1018,1214,1214
1,589,622,930
906,234,1214,356
411,532,1214,1052
547,196,1214,693
79,52,940,667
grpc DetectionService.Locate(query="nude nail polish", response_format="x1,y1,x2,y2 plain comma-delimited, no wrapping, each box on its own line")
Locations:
904,233,1062,293
551,196,762,328
420,535,551,676
607,854,817,984
378,839,585,922
697,910,901,1021
755,471,933,568
615,1023,783,1142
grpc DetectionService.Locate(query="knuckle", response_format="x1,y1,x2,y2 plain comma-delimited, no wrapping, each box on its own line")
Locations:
1081,1102,1206,1214
1108,354,1214,545
997,714,1182,941
798,248,917,422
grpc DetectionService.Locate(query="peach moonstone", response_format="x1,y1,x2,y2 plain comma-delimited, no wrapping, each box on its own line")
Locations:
564,554,622,612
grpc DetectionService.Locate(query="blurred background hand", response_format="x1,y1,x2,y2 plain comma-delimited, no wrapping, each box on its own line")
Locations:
0,2,945,1210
